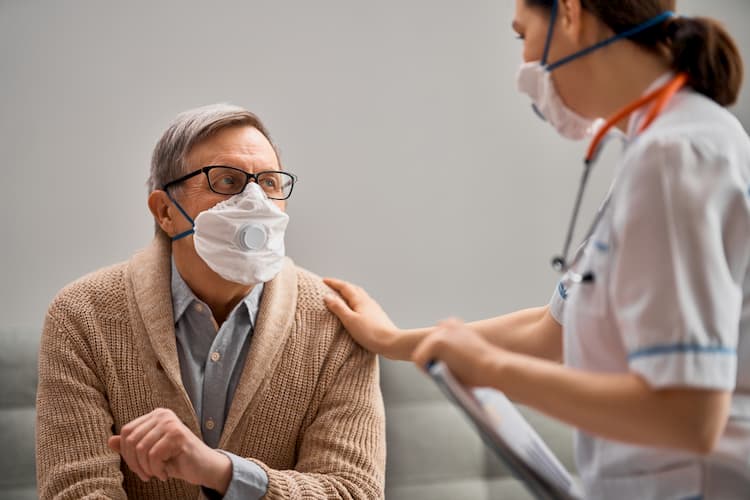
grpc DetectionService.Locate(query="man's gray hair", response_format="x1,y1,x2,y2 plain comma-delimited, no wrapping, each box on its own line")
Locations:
147,103,278,194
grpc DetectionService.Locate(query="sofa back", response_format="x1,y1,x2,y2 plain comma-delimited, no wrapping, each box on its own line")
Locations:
0,327,40,500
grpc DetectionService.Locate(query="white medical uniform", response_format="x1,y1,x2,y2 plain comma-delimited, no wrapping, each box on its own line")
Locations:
550,74,750,500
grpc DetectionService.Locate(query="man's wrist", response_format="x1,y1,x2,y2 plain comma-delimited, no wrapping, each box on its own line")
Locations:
203,449,233,494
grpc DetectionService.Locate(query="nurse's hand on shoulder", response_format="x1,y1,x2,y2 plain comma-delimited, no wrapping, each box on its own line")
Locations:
413,318,505,388
323,277,399,356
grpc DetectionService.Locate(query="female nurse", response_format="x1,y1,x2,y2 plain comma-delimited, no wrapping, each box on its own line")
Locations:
323,0,750,498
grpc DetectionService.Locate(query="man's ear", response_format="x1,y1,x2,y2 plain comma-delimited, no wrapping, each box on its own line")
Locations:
148,190,177,236
558,0,584,43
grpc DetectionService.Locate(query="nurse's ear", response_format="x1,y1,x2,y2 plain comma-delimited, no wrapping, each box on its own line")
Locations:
558,0,585,44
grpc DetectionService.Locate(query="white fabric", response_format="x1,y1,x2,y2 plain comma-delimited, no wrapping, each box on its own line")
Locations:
516,61,603,141
194,183,289,286
549,77,750,499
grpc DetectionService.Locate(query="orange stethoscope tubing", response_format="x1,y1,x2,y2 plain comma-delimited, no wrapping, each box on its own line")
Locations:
552,73,689,280
587,73,689,162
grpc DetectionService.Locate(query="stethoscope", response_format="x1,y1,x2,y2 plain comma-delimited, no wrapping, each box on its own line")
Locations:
551,72,689,285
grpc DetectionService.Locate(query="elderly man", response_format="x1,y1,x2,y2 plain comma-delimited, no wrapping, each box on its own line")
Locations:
35,104,385,499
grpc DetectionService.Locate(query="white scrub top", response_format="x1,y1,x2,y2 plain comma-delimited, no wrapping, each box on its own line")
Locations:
550,75,750,500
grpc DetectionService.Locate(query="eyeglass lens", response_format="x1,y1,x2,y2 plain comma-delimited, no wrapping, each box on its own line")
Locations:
207,167,294,199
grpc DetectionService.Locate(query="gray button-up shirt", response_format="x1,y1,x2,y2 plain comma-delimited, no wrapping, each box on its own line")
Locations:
171,258,268,499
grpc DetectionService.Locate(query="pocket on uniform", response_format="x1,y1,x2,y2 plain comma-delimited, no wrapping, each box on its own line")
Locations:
565,238,611,318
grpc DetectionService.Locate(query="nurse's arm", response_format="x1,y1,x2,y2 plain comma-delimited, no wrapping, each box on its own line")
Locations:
492,351,731,454
388,306,561,362
324,278,561,362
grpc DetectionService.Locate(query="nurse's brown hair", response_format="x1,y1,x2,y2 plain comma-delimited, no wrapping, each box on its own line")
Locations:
525,0,744,107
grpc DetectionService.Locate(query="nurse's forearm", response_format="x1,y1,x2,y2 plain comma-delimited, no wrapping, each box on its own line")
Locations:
468,306,562,361
391,306,561,362
491,351,730,454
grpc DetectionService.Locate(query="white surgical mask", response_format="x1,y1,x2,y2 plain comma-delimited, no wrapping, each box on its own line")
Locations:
175,182,289,286
516,61,601,141
517,1,673,142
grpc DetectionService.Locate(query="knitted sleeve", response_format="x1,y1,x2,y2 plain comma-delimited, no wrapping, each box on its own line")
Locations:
35,311,127,500
253,342,386,499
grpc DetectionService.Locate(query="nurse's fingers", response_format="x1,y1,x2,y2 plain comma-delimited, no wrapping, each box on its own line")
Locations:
412,329,450,371
323,293,356,321
323,277,368,309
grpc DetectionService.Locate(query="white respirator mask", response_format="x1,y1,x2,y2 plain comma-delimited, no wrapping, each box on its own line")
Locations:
171,182,289,286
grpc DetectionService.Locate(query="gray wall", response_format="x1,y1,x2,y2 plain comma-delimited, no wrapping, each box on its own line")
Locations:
2,0,749,331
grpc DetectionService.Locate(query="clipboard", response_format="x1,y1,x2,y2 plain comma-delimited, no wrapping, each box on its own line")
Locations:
428,361,583,500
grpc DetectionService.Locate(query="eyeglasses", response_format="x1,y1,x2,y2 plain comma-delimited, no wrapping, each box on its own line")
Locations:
163,166,297,200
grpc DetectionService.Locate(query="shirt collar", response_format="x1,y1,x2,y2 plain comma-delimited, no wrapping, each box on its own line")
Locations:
626,71,676,139
170,257,264,326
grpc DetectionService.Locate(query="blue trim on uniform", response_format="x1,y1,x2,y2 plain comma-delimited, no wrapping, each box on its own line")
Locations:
557,281,568,300
594,240,609,252
628,343,736,361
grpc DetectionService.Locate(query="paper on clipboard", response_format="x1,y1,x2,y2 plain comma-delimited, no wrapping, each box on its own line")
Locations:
428,361,582,500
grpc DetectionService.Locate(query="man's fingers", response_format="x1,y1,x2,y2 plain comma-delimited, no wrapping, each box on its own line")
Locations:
120,415,161,481
148,435,180,481
108,435,120,451
137,424,169,479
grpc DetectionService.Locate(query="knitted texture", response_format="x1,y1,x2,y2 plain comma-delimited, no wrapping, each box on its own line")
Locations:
36,233,386,499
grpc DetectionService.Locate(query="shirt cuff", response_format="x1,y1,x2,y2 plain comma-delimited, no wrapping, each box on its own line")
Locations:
202,450,269,500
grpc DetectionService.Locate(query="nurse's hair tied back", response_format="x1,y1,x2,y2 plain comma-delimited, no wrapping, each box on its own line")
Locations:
665,15,743,107
525,0,744,107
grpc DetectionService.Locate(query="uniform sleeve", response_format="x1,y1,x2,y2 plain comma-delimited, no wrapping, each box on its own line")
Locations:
36,312,127,499
549,280,567,325
249,343,386,499
609,138,750,390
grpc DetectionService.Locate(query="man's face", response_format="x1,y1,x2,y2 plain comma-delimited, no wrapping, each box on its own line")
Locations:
168,125,286,238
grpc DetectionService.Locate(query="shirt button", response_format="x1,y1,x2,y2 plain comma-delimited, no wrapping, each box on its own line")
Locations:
210,351,221,362
194,303,204,313
205,418,215,430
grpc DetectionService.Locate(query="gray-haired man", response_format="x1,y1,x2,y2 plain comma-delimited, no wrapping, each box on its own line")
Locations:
35,104,385,499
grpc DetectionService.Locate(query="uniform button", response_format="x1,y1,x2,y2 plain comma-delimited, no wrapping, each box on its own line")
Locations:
205,418,215,430
210,352,221,362
194,303,204,313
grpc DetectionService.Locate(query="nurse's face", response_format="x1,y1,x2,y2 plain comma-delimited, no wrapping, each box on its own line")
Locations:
512,0,602,119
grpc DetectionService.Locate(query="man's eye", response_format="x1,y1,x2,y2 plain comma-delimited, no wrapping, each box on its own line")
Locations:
218,176,236,185
262,178,279,188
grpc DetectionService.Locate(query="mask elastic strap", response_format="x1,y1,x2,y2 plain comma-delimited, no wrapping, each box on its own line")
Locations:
166,190,196,241
546,10,675,72
540,0,559,66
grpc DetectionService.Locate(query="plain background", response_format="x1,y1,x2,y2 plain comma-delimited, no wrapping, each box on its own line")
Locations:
1,0,749,332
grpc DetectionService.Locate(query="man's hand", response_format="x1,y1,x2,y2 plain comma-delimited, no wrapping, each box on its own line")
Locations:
107,408,232,493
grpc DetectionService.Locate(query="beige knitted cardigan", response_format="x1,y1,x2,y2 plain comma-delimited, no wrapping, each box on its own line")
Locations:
36,233,385,499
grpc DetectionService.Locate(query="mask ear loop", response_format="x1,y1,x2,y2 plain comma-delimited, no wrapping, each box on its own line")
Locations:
532,0,559,122
541,0,559,67
546,10,675,72
165,189,196,241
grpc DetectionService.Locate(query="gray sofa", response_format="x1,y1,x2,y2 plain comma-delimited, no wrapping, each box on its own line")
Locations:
1,328,575,499
381,357,577,500
1,328,39,500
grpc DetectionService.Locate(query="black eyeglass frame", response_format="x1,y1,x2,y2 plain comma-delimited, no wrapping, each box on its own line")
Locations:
162,165,298,200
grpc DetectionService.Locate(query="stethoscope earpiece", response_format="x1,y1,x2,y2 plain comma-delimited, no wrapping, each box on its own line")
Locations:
551,256,566,273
